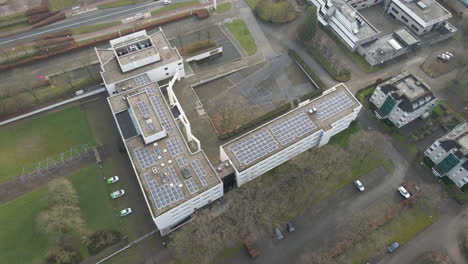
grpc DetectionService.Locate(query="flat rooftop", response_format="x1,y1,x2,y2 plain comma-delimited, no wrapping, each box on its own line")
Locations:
96,30,181,85
393,0,451,24
391,73,430,100
108,81,220,217
330,0,380,40
221,84,361,172
442,122,468,154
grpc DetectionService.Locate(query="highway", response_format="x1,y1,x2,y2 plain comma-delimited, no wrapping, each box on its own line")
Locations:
0,0,190,47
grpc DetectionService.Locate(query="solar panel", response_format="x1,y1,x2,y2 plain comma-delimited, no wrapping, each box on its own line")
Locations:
143,86,156,94
147,122,156,132
136,100,150,119
135,74,150,87
149,95,173,133
229,130,278,165
176,157,188,167
154,146,163,156
143,170,184,210
164,166,180,185
314,91,354,122
269,112,317,145
190,159,208,187
184,178,199,194
134,147,157,169
166,136,183,157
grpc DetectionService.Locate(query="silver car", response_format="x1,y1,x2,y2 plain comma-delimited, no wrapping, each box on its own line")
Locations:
274,228,283,240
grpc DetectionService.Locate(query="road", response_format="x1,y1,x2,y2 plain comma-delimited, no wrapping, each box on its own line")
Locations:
0,0,194,47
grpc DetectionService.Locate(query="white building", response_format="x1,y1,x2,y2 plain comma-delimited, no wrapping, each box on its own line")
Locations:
95,29,185,95
424,122,468,188
220,83,362,186
370,72,437,128
98,30,223,236
311,0,381,50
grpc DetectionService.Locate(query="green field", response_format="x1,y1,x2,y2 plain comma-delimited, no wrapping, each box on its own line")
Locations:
98,0,147,9
329,121,360,147
150,0,200,16
226,19,257,56
215,2,232,14
0,106,94,182
0,164,121,263
49,0,81,11
72,21,122,35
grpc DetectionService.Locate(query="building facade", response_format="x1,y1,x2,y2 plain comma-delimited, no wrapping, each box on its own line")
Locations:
220,83,362,186
424,122,468,188
370,72,437,128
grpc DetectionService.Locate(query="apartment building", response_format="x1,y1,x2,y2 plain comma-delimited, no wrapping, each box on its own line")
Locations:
370,72,437,128
424,122,468,188
220,83,362,186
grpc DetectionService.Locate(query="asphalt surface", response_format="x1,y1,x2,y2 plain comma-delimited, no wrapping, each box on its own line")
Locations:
0,0,193,47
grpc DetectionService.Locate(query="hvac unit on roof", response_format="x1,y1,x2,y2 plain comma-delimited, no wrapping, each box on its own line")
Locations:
152,167,158,174
416,1,428,9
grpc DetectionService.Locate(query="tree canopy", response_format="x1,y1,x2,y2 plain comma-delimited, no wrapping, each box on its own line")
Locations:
297,6,318,41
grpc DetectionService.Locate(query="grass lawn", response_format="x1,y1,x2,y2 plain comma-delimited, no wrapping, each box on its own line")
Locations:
0,187,50,264
226,19,257,56
0,106,94,183
98,0,147,9
150,0,200,16
406,142,419,157
329,121,360,147
245,0,260,9
393,130,408,143
49,0,80,11
0,163,122,263
215,2,232,14
0,22,29,33
72,21,122,35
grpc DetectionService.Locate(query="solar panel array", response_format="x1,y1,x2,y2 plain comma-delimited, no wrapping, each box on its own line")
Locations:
229,130,278,165
135,74,150,87
314,91,355,122
166,136,183,157
190,159,208,186
269,112,317,145
134,147,157,169
176,156,188,167
143,86,156,94
154,146,163,156
147,122,156,133
149,95,173,133
164,166,180,185
184,178,199,194
136,100,150,119
144,173,184,210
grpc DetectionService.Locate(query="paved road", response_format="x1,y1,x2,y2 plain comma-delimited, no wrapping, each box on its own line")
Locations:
0,0,193,47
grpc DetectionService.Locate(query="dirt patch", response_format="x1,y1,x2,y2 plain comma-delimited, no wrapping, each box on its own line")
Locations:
0,0,41,16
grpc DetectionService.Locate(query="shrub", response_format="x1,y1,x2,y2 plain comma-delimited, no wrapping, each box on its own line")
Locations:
193,8,209,19
87,230,123,255
43,246,83,264
255,0,298,23
179,39,218,56
297,6,317,41
288,49,325,89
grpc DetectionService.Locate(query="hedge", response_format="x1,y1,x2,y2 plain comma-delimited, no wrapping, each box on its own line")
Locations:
305,43,351,82
219,103,292,140
288,49,325,89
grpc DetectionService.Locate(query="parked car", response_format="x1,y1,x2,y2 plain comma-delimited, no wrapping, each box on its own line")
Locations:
353,179,365,191
110,189,125,199
107,176,119,184
163,0,171,4
387,242,400,253
119,208,132,216
444,51,454,58
274,228,283,240
286,222,295,232
398,186,411,199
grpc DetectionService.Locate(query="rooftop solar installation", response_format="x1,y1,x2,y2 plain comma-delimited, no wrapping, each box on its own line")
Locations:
184,178,199,194
147,122,157,132
135,74,151,87
269,112,317,145
136,100,150,119
190,159,208,186
176,156,188,167
134,147,157,169
229,130,278,165
164,166,180,185
314,91,355,122
143,86,156,94
144,171,185,210
166,136,183,157
149,95,173,133
154,146,163,156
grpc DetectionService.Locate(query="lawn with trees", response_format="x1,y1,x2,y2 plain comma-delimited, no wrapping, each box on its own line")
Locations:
226,19,257,56
0,106,94,183
254,0,298,23
0,164,122,264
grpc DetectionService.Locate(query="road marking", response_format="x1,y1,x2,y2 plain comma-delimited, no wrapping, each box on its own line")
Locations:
0,1,160,46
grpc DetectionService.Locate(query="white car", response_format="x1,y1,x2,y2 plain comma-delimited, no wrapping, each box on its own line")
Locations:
398,186,411,199
107,176,119,184
354,180,365,192
120,208,132,216
110,189,125,199
163,0,171,5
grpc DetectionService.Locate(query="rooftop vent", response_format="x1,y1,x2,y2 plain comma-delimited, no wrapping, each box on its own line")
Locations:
416,1,428,9
152,167,158,174
181,168,192,179
308,107,318,114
